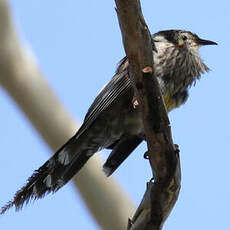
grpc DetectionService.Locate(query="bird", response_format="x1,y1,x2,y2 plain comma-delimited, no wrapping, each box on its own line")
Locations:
0,29,217,214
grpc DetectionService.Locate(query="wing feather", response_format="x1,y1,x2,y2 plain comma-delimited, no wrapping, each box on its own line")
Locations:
76,60,131,138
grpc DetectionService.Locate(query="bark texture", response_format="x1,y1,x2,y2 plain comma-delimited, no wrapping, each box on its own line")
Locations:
115,0,181,229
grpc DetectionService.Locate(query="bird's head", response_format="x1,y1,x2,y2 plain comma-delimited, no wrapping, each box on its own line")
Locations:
154,30,217,53
152,30,217,86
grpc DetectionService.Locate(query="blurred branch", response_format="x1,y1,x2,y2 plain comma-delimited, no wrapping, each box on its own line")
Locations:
115,0,181,229
0,0,135,229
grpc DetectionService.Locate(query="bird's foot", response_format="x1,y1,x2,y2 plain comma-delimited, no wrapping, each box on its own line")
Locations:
143,151,149,159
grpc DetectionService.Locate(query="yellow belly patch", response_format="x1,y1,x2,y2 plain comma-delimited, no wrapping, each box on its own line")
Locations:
163,94,176,112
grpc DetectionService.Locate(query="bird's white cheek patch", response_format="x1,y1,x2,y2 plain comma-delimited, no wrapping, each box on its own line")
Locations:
58,149,70,165
178,38,184,48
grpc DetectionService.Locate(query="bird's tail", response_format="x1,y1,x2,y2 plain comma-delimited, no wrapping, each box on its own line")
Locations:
0,135,96,214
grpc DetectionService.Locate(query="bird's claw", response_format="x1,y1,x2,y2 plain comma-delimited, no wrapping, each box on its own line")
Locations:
174,144,180,156
143,151,149,159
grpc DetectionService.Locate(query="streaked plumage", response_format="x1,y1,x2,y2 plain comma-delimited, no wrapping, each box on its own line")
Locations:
0,30,217,214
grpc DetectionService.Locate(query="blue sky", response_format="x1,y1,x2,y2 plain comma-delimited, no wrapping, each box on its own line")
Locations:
1,0,229,229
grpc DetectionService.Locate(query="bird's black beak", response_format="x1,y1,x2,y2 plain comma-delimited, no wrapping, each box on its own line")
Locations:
197,38,217,46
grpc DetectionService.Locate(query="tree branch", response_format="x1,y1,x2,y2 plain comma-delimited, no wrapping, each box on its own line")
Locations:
115,0,181,229
0,0,135,229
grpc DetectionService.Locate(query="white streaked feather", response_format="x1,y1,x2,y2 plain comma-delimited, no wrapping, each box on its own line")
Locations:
32,185,37,194
43,174,52,188
58,148,70,165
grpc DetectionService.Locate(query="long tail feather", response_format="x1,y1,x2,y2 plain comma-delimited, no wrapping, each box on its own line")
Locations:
0,136,92,214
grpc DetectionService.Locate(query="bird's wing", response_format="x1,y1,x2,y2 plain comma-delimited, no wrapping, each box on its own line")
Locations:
0,58,134,214
76,60,131,139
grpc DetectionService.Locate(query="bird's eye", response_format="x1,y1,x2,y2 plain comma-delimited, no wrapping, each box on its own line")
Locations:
182,35,187,41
